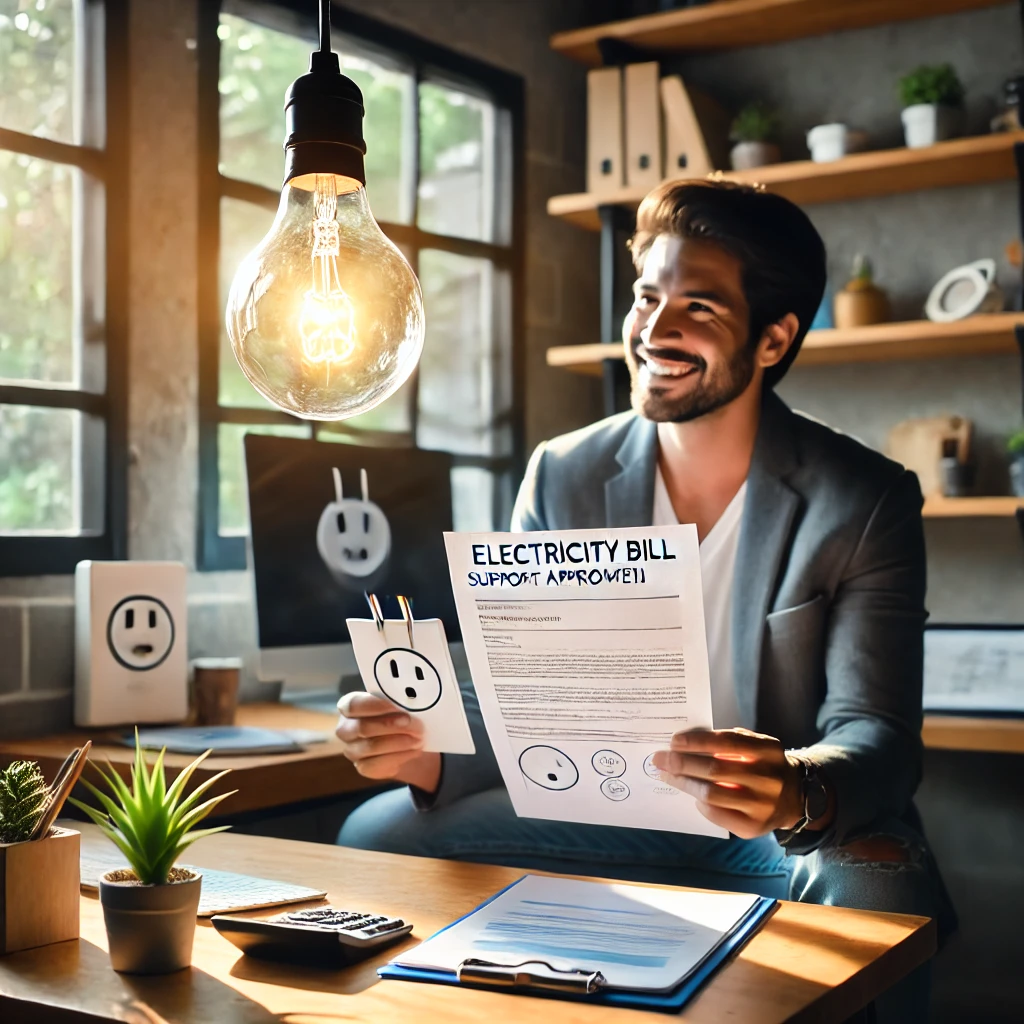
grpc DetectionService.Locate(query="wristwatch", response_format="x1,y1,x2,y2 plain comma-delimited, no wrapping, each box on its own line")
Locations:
779,754,829,841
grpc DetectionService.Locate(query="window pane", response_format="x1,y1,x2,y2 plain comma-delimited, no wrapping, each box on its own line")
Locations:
0,404,103,534
0,152,77,385
418,81,498,242
218,421,309,535
219,195,275,408
451,466,493,532
218,13,309,192
417,250,512,456
0,0,79,143
218,15,415,222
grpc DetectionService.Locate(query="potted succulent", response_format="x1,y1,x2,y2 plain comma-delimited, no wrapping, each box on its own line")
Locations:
70,733,235,974
899,64,965,148
729,102,781,170
1008,428,1024,497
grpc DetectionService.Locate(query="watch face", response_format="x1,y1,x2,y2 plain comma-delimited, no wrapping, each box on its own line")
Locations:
805,768,829,820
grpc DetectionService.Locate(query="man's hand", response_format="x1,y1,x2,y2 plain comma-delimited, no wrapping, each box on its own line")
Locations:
336,692,441,794
651,728,814,839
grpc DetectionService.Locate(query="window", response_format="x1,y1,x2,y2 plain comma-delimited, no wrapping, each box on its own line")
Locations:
198,1,523,569
0,0,126,574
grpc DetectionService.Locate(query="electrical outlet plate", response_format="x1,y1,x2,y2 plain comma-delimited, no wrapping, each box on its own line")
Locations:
74,561,189,727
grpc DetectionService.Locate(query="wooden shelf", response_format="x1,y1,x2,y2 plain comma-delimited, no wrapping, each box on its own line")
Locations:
922,715,1024,754
551,0,1008,66
546,314,1024,376
548,133,1024,230
922,495,1024,518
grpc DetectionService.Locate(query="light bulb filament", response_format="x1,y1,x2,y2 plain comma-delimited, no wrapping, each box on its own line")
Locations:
300,175,356,370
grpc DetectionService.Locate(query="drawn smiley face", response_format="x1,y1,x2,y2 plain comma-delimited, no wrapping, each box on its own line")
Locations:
518,746,579,791
372,648,442,712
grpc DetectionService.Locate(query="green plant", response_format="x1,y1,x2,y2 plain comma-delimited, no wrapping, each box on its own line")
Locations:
0,760,49,844
729,102,781,144
898,64,965,108
70,732,236,884
1008,428,1024,457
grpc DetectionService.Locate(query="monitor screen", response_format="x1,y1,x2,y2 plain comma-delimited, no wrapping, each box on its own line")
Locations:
245,435,459,651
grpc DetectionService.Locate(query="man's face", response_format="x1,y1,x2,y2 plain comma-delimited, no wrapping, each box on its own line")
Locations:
624,234,756,423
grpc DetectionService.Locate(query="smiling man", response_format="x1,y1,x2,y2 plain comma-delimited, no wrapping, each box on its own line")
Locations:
336,181,949,1016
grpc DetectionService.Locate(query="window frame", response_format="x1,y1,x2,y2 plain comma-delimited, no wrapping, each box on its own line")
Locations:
196,0,525,571
0,0,128,575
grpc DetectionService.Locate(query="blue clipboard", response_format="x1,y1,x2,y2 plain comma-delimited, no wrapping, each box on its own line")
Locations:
378,877,777,1013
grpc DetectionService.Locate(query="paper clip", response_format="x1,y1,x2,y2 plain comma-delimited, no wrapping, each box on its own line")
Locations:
396,594,415,649
364,592,385,633
457,958,606,995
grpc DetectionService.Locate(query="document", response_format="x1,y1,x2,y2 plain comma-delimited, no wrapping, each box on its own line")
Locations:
391,874,762,993
924,628,1024,714
348,617,476,755
444,526,724,837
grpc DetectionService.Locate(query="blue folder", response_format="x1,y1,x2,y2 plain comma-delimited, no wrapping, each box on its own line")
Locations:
378,878,777,1013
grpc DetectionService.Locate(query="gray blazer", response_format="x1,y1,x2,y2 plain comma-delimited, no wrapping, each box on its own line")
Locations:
432,392,927,853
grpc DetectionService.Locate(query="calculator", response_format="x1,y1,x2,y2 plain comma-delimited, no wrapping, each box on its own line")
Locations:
211,906,414,967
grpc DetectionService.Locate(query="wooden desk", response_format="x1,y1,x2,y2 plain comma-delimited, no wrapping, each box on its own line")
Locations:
0,826,935,1024
0,703,372,818
921,714,1024,754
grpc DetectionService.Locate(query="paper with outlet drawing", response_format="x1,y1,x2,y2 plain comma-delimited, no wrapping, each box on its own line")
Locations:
347,617,475,755
443,526,724,837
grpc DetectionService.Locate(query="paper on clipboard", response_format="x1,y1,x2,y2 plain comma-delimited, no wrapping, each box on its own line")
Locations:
443,525,724,836
348,616,476,755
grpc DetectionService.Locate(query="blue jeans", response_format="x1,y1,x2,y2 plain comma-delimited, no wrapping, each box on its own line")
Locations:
340,786,944,1022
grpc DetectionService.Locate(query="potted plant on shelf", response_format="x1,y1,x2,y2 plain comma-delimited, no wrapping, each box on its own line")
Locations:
1008,428,1024,497
70,733,235,974
729,102,781,170
898,64,965,148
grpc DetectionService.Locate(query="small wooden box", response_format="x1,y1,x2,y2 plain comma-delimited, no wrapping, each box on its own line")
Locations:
0,827,80,954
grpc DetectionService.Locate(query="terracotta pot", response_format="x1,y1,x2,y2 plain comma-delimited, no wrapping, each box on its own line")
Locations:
729,141,780,170
99,868,201,974
834,284,890,329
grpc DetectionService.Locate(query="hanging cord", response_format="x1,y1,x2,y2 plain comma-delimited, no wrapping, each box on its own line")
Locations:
319,0,330,54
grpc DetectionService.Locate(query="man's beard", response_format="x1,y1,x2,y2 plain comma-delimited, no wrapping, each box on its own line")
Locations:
628,338,756,423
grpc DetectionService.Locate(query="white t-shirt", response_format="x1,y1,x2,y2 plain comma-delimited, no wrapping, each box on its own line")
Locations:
652,467,747,729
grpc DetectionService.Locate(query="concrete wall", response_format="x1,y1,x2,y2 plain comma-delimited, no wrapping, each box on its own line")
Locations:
0,0,604,736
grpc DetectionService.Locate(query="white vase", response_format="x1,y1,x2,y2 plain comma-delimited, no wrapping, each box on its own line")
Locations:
901,104,962,148
729,141,780,171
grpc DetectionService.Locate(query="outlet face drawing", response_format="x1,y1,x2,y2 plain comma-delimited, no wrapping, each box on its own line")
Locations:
372,648,443,712
317,468,392,590
518,745,579,791
106,595,176,672
317,497,392,580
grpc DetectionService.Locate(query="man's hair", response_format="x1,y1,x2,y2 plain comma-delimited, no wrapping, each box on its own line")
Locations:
628,179,826,389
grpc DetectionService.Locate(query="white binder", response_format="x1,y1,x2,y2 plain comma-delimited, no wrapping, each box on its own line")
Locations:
660,75,730,179
625,62,663,188
587,67,624,195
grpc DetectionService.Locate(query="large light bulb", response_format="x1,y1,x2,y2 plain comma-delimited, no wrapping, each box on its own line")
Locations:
224,6,424,421
226,172,423,419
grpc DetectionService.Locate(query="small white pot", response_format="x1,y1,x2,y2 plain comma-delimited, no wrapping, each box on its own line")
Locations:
729,141,780,171
806,123,868,163
901,104,962,148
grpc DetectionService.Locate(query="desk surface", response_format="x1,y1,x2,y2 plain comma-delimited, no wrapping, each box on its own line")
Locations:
0,825,935,1024
0,703,372,818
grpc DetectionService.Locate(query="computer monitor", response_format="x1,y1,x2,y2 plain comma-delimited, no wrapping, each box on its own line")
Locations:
244,434,460,690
